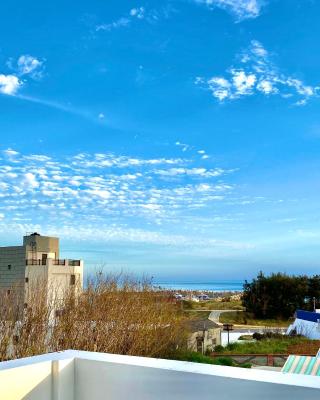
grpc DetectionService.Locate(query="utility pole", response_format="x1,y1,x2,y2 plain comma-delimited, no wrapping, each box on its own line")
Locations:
223,323,234,346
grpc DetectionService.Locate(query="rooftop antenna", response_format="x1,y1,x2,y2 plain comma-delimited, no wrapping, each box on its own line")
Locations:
26,232,39,262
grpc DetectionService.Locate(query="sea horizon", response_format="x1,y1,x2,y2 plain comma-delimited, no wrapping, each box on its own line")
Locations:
153,280,244,292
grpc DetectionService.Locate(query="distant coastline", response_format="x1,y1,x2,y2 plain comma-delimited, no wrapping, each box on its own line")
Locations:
153,281,243,292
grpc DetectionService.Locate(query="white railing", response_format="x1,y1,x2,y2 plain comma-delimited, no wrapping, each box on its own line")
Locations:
0,350,319,400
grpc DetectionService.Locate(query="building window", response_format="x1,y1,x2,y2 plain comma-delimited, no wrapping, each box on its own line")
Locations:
24,303,28,309
7,290,11,295
70,274,76,286
8,265,11,270
25,277,29,283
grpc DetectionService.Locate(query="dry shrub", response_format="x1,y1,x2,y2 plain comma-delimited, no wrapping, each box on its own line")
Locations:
0,272,187,361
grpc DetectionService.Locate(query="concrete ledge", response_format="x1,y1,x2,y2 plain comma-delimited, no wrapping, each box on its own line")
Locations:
0,350,319,400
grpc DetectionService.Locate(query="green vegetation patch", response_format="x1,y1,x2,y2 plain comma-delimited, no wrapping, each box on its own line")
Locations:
219,311,291,327
183,310,211,320
215,336,311,355
172,351,251,368
182,299,244,311
243,272,320,320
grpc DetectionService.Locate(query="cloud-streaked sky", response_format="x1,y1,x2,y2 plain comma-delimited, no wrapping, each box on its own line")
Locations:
1,0,320,280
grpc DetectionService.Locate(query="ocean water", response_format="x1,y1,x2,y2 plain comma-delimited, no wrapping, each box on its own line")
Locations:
153,281,243,292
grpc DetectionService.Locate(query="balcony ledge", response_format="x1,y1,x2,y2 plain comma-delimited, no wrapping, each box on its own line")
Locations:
0,350,319,399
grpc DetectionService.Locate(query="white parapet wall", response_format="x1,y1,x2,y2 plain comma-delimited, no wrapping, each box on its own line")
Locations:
0,350,320,400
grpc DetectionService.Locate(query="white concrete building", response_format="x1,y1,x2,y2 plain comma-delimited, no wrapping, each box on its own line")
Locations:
0,350,319,399
0,233,84,312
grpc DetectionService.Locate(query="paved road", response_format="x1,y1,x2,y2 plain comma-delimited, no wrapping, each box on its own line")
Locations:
208,310,239,325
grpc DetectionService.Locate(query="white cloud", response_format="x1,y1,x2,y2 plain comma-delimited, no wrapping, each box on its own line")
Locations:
73,153,184,169
0,74,21,95
86,189,111,199
130,7,145,19
0,221,254,250
24,154,51,162
96,6,146,31
175,141,191,152
17,55,43,78
0,148,237,233
194,0,263,22
206,77,231,100
256,79,277,94
3,149,19,157
0,54,44,97
196,40,320,105
96,17,130,31
231,70,256,95
155,167,227,178
23,173,39,189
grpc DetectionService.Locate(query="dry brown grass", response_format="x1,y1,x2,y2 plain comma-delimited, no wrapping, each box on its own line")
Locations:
287,340,320,355
0,272,187,361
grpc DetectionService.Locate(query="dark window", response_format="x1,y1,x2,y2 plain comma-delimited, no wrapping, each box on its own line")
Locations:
8,265,11,270
70,274,76,285
24,303,28,309
25,277,29,283
42,254,48,265
7,290,11,295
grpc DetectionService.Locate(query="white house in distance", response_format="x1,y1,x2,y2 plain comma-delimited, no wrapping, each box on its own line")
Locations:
287,310,320,340
0,233,84,312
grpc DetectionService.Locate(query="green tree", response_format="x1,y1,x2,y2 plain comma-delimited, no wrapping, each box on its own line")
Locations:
243,272,314,319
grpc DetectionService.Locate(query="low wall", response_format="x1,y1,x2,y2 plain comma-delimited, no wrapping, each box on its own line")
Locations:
211,353,292,367
0,350,320,400
0,360,52,400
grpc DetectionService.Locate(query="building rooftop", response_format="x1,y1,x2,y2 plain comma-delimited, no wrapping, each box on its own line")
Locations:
186,318,220,332
0,350,319,399
296,310,320,323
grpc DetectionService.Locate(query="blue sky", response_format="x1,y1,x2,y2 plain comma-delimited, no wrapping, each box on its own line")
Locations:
1,0,320,281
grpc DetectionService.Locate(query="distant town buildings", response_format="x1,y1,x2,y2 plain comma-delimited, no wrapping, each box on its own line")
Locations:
0,233,84,312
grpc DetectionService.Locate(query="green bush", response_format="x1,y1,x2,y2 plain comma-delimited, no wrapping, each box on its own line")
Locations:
216,336,309,355
214,357,234,366
239,363,252,369
173,351,215,364
252,332,263,341
225,343,237,351
214,345,224,353
169,351,252,369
